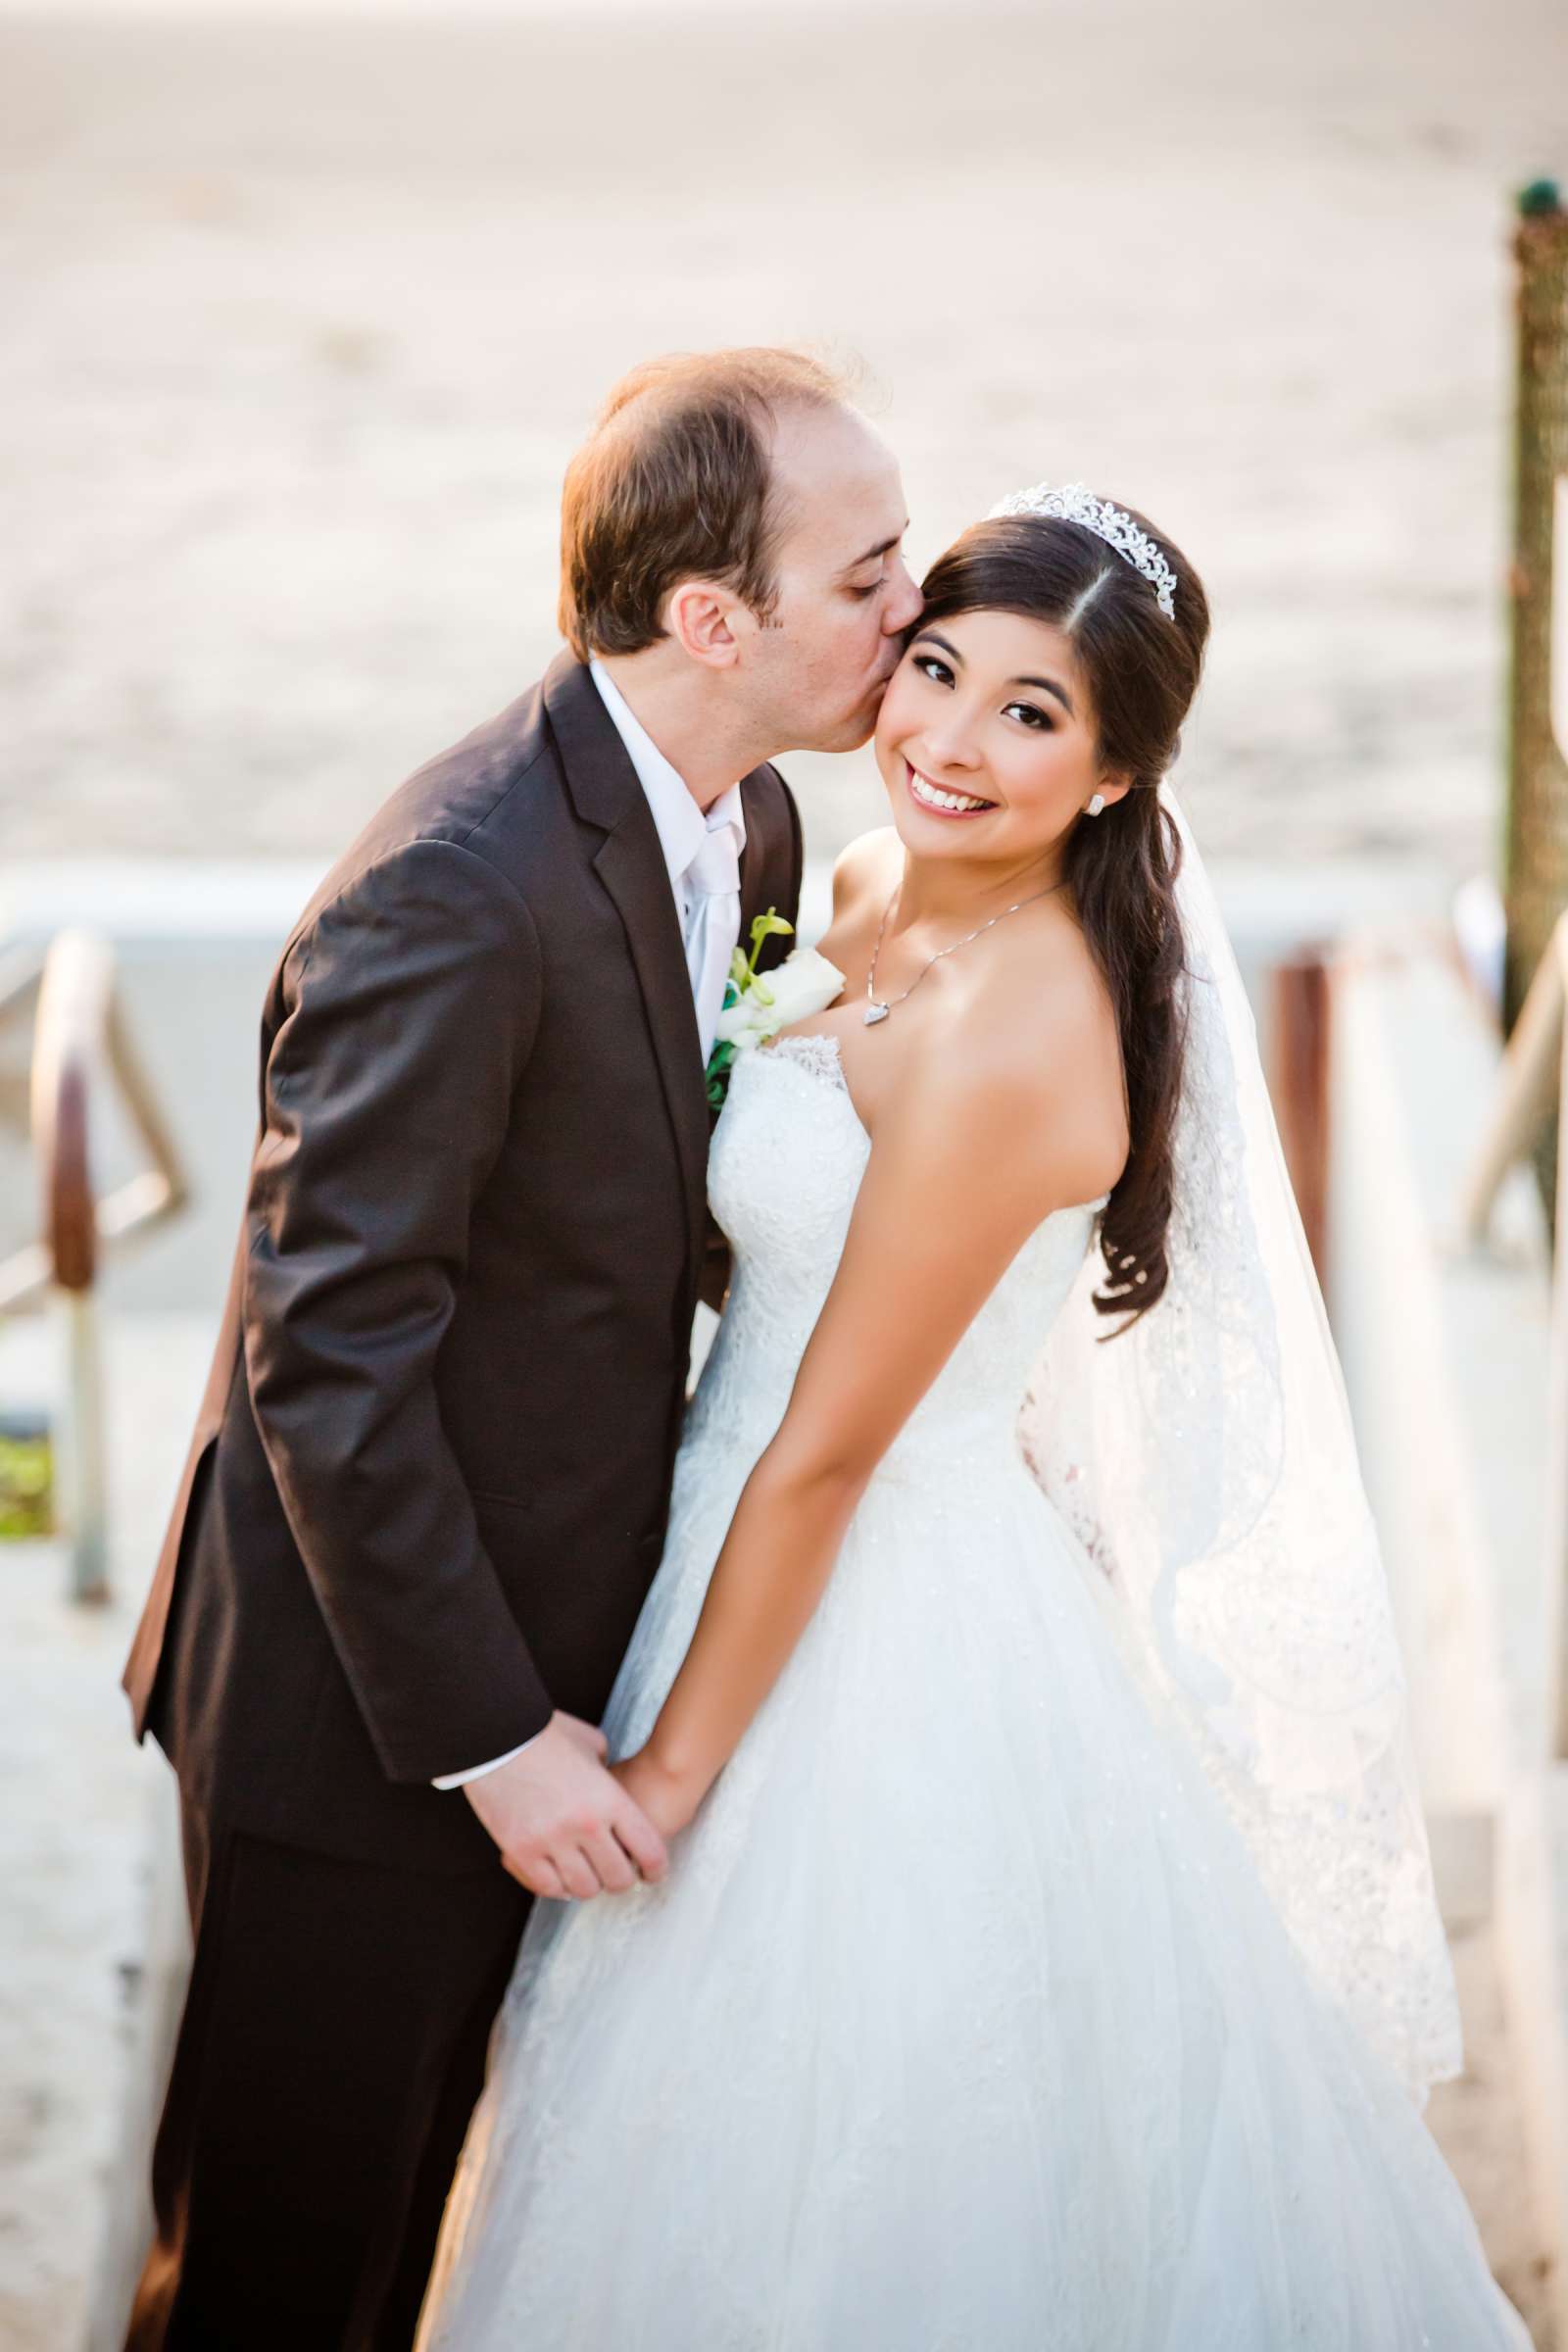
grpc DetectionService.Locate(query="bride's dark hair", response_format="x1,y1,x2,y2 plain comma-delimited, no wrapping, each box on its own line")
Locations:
915,506,1211,1333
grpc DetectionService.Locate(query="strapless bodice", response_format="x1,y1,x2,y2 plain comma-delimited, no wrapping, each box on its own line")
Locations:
689,1032,1109,1483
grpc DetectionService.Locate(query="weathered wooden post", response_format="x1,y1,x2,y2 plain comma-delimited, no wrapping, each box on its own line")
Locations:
1502,180,1568,1227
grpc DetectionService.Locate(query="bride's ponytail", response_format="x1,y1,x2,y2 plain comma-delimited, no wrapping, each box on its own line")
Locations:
1065,782,1187,1330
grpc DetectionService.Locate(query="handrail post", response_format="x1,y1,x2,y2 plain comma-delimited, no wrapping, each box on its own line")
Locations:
1455,916,1568,1755
1272,946,1333,1287
30,932,115,1605
1547,986,1568,1753
61,1292,109,1606
1,929,190,1598
1502,181,1568,1223
1544,924,1568,1755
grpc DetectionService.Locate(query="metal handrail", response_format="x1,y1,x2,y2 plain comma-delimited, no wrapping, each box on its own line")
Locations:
0,930,189,1599
1460,906,1568,1755
0,930,188,1311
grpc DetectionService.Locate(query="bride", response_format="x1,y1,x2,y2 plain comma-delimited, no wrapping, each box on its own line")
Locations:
416,486,1532,2348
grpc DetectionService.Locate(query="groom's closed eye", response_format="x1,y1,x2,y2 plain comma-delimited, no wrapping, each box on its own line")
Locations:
847,560,898,601
838,525,908,600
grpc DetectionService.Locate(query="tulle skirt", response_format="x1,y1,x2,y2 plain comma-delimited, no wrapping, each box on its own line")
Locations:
416,1409,1531,2351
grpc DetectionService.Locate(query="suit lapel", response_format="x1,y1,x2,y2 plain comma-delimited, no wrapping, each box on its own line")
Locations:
593,827,711,1280
543,654,711,1284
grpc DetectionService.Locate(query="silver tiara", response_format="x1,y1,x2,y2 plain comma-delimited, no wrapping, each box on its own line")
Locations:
987,481,1178,620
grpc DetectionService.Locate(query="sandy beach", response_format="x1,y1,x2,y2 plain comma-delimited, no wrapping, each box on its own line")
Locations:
2,0,1564,877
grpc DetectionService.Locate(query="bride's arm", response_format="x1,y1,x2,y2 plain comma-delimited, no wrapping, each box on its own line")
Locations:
616,1014,1114,1835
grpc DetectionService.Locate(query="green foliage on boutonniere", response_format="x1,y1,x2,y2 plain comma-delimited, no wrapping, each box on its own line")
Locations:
705,1041,737,1114
705,908,795,1111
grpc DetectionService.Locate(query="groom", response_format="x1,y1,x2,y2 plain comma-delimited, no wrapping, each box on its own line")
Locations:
121,345,918,2348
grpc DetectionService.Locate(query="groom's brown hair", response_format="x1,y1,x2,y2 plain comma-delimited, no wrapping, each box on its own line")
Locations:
559,347,850,662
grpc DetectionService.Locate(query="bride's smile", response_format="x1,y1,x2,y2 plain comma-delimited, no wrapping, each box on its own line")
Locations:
904,761,996,816
874,606,1132,907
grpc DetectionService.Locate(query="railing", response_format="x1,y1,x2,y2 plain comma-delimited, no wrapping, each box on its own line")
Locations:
1272,946,1334,1286
1464,178,1568,1758
1460,906,1568,1756
0,932,188,1600
1501,184,1568,1041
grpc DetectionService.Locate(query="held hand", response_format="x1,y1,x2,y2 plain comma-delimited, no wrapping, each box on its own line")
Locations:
463,1712,668,1900
611,1746,704,1841
555,1713,610,1762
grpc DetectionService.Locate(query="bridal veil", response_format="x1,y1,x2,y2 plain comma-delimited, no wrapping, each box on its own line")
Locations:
1023,779,1463,2104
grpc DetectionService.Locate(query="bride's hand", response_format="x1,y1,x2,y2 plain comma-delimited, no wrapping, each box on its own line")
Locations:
611,1747,702,1840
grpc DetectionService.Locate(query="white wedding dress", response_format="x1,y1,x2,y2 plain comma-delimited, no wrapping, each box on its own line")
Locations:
417,1028,1531,2351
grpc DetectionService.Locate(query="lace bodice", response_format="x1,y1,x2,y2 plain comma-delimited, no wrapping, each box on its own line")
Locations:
690,1032,1108,1483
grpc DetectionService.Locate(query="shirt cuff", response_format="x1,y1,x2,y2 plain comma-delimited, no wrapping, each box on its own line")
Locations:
431,1726,548,1790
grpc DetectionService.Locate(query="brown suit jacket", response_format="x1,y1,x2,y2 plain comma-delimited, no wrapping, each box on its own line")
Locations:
122,652,803,1875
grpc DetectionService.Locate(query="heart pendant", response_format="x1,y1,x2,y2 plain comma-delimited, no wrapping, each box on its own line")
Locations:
864,1003,890,1026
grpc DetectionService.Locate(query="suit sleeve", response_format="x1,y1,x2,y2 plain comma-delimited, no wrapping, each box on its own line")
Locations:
242,838,556,1783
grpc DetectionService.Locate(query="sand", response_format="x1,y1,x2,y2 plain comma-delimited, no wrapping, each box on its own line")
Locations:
1,0,1564,877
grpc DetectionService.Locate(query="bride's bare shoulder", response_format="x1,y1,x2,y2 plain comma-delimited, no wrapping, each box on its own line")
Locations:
906,922,1129,1202
829,827,902,918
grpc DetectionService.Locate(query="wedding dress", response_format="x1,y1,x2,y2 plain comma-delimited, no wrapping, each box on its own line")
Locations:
416,1019,1531,2350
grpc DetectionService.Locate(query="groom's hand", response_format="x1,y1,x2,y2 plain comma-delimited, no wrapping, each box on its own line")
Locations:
462,1712,668,1900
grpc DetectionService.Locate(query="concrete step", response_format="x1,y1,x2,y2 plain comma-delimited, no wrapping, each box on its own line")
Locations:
0,1308,211,2352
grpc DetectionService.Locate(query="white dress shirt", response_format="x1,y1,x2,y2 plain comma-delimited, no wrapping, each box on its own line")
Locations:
433,660,747,1789
589,659,748,1062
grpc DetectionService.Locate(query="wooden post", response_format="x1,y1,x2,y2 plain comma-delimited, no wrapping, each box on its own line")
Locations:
1455,913,1568,1755
1272,949,1332,1287
1502,181,1568,1229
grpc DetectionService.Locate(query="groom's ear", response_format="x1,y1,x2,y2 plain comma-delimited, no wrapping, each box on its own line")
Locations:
663,578,745,671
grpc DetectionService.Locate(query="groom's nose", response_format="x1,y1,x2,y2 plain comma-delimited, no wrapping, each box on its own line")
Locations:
882,559,921,634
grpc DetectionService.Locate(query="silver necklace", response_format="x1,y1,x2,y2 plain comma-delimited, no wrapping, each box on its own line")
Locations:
863,875,1067,1026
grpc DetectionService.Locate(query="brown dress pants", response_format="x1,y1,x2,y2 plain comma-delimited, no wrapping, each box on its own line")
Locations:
123,1799,528,2351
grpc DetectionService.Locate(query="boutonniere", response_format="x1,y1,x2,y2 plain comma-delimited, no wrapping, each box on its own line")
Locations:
705,909,846,1112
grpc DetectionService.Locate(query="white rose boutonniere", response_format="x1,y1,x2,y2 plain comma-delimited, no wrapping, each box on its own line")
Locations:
706,909,846,1112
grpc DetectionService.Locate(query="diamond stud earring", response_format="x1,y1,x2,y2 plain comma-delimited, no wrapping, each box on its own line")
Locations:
1086,792,1105,816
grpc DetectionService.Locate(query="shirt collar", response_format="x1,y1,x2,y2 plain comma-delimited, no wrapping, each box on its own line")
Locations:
588,657,746,891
